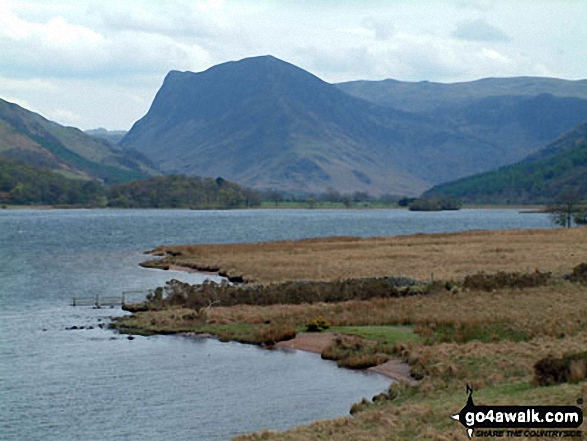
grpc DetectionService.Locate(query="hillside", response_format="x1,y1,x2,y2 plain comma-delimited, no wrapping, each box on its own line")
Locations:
0,99,157,183
0,157,105,205
338,78,587,171
121,56,587,195
423,121,587,203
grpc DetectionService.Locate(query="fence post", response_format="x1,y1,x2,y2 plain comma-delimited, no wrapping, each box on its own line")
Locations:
95,294,99,308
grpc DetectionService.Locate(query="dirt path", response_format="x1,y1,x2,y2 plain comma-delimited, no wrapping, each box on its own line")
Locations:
277,332,416,384
276,331,336,353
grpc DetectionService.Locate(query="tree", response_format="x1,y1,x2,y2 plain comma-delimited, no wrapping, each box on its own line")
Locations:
322,187,342,203
378,193,398,205
574,209,587,225
549,188,583,228
306,197,317,209
352,191,370,203
264,190,284,207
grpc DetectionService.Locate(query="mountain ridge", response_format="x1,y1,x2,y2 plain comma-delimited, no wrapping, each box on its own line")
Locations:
119,55,587,195
0,98,158,183
336,76,587,112
121,55,431,195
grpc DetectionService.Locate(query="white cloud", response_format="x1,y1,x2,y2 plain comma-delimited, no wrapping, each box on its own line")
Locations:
0,2,214,79
49,108,82,126
360,17,396,41
90,0,228,40
294,30,552,84
452,18,511,42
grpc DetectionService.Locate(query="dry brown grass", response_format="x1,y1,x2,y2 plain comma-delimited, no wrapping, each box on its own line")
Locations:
408,333,587,391
202,282,587,342
119,281,587,346
147,228,587,283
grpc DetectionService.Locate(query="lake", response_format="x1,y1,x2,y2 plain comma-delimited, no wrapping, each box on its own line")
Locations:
0,208,553,440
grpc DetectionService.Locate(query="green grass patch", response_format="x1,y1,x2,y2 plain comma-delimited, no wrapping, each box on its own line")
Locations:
201,323,296,345
198,323,258,341
330,325,420,345
428,322,529,344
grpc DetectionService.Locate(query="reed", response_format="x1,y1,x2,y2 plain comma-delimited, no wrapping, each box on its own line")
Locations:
145,228,587,283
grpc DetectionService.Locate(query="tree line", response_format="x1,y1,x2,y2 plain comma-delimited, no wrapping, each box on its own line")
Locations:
0,158,258,209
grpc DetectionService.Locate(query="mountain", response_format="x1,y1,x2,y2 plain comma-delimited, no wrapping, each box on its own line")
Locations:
337,77,587,176
120,56,587,195
85,128,128,145
422,120,587,204
121,55,434,195
336,77,587,113
0,99,158,183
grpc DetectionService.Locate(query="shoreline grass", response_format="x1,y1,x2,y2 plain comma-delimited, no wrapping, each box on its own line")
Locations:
115,276,587,431
144,227,587,284
117,228,587,440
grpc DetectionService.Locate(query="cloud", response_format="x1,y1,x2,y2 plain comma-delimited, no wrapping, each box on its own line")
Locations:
0,2,213,79
452,18,511,42
90,0,228,41
295,30,551,84
361,17,395,41
50,108,82,126
0,75,161,129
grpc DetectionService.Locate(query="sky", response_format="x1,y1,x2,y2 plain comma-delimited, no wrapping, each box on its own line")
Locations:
1,0,586,131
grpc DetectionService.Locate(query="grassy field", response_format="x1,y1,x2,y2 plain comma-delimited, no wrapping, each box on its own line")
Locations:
118,227,587,440
143,227,587,283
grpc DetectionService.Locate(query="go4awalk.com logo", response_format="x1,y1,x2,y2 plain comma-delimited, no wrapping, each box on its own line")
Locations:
451,386,583,438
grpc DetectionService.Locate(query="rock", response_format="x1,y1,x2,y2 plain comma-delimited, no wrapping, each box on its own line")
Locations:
127,335,135,340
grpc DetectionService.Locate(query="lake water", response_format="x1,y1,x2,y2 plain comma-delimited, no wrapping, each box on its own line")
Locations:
0,208,553,440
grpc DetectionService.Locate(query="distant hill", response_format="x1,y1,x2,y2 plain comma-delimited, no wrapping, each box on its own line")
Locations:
121,56,587,195
337,77,587,113
423,121,587,204
0,99,158,183
85,128,128,145
338,78,587,176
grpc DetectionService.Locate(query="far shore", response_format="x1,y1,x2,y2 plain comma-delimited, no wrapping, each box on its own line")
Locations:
1,203,548,211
